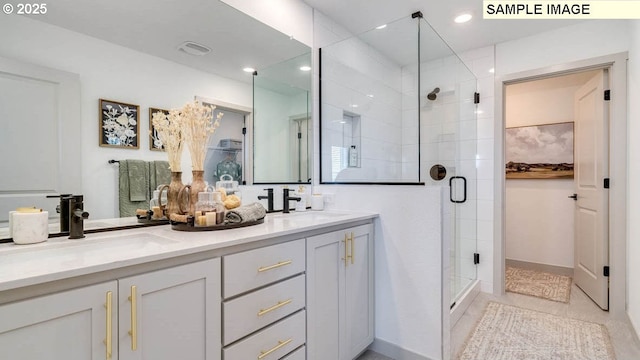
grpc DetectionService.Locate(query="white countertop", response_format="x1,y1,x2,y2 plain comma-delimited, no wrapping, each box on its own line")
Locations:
0,210,377,292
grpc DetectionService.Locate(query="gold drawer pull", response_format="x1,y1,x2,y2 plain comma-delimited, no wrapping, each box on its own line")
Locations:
128,285,137,351
342,234,349,267
350,232,355,265
258,338,293,359
104,291,113,359
258,260,292,272
257,299,292,317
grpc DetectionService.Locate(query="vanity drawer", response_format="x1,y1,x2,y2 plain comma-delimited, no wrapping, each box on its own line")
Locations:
223,239,305,298
224,274,305,345
281,345,305,360
223,310,305,360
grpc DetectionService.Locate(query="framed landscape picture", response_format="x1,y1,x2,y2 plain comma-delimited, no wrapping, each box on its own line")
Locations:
149,107,169,151
99,99,139,148
505,122,574,179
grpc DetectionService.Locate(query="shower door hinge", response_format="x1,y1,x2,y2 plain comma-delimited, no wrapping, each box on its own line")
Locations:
474,92,480,104
604,90,610,101
603,266,610,277
473,253,480,265
604,178,610,189
411,11,423,18
242,127,247,135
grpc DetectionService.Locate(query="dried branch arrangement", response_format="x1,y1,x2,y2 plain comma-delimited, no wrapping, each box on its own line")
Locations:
181,100,223,171
151,109,184,171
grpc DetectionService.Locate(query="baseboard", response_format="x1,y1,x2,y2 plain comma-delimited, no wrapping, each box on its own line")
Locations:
369,338,432,360
506,259,574,277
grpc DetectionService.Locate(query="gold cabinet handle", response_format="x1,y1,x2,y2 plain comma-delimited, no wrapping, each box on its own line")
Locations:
342,234,348,267
258,338,292,359
257,299,292,317
350,232,355,265
258,260,292,272
103,291,113,359
128,285,137,351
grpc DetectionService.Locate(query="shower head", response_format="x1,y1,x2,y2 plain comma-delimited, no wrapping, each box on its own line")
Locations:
427,87,440,101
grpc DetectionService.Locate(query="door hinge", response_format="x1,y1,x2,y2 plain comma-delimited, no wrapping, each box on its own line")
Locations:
603,266,610,277
604,90,611,101
474,92,480,104
242,127,247,135
473,253,480,265
604,178,610,189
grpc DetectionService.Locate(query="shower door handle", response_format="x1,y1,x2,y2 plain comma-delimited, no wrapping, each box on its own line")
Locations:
449,176,467,203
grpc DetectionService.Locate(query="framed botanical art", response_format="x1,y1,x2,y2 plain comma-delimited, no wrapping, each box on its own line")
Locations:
149,107,169,151
505,121,574,179
99,99,139,148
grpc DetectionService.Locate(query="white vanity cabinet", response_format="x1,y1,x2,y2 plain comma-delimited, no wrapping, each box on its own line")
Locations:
222,239,306,359
0,281,118,360
118,258,221,360
0,258,220,360
306,224,374,360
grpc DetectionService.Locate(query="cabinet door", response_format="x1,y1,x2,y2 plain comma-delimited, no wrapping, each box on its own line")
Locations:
0,281,118,360
306,230,346,360
345,224,374,359
118,258,221,360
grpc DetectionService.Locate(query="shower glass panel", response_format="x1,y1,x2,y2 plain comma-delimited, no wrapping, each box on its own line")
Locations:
418,19,478,305
319,16,421,183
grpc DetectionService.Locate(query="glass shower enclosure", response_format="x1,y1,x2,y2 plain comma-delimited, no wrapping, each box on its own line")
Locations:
319,13,478,307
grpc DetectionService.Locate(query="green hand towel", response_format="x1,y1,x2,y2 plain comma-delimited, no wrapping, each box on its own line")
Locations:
154,161,171,187
127,160,149,202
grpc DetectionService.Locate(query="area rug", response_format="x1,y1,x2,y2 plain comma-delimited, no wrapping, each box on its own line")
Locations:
506,266,572,303
458,302,615,360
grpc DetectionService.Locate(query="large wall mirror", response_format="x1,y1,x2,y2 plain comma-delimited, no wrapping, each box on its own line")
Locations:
0,0,311,239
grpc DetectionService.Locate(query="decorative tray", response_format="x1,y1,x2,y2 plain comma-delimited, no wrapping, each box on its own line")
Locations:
136,214,170,225
170,218,265,232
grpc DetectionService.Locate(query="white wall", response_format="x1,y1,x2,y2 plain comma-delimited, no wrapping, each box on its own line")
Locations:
627,19,640,338
220,0,313,46
0,15,252,220
504,72,596,268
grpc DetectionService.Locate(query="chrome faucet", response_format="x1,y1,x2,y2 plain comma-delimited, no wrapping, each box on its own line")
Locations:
282,188,301,214
257,188,274,212
68,195,89,239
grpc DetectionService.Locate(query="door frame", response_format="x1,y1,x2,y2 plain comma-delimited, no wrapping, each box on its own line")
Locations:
494,52,628,318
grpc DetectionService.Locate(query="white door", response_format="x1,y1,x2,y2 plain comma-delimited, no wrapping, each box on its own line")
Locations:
118,259,221,360
0,281,118,360
0,56,81,224
573,70,609,310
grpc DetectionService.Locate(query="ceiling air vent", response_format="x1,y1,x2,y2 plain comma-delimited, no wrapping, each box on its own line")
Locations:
177,41,211,56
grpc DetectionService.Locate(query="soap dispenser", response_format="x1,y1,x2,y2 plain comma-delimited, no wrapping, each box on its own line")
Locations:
348,145,358,167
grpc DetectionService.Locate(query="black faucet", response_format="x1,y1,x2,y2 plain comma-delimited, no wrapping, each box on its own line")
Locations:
47,194,72,233
68,195,89,239
257,188,274,212
282,188,301,214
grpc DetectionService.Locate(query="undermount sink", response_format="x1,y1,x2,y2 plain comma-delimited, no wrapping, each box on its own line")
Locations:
0,233,179,267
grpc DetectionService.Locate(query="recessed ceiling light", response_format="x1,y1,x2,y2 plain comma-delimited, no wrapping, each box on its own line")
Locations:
375,24,387,30
351,104,359,108
454,13,472,23
489,68,495,73
243,67,256,73
300,66,311,71
367,94,374,98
